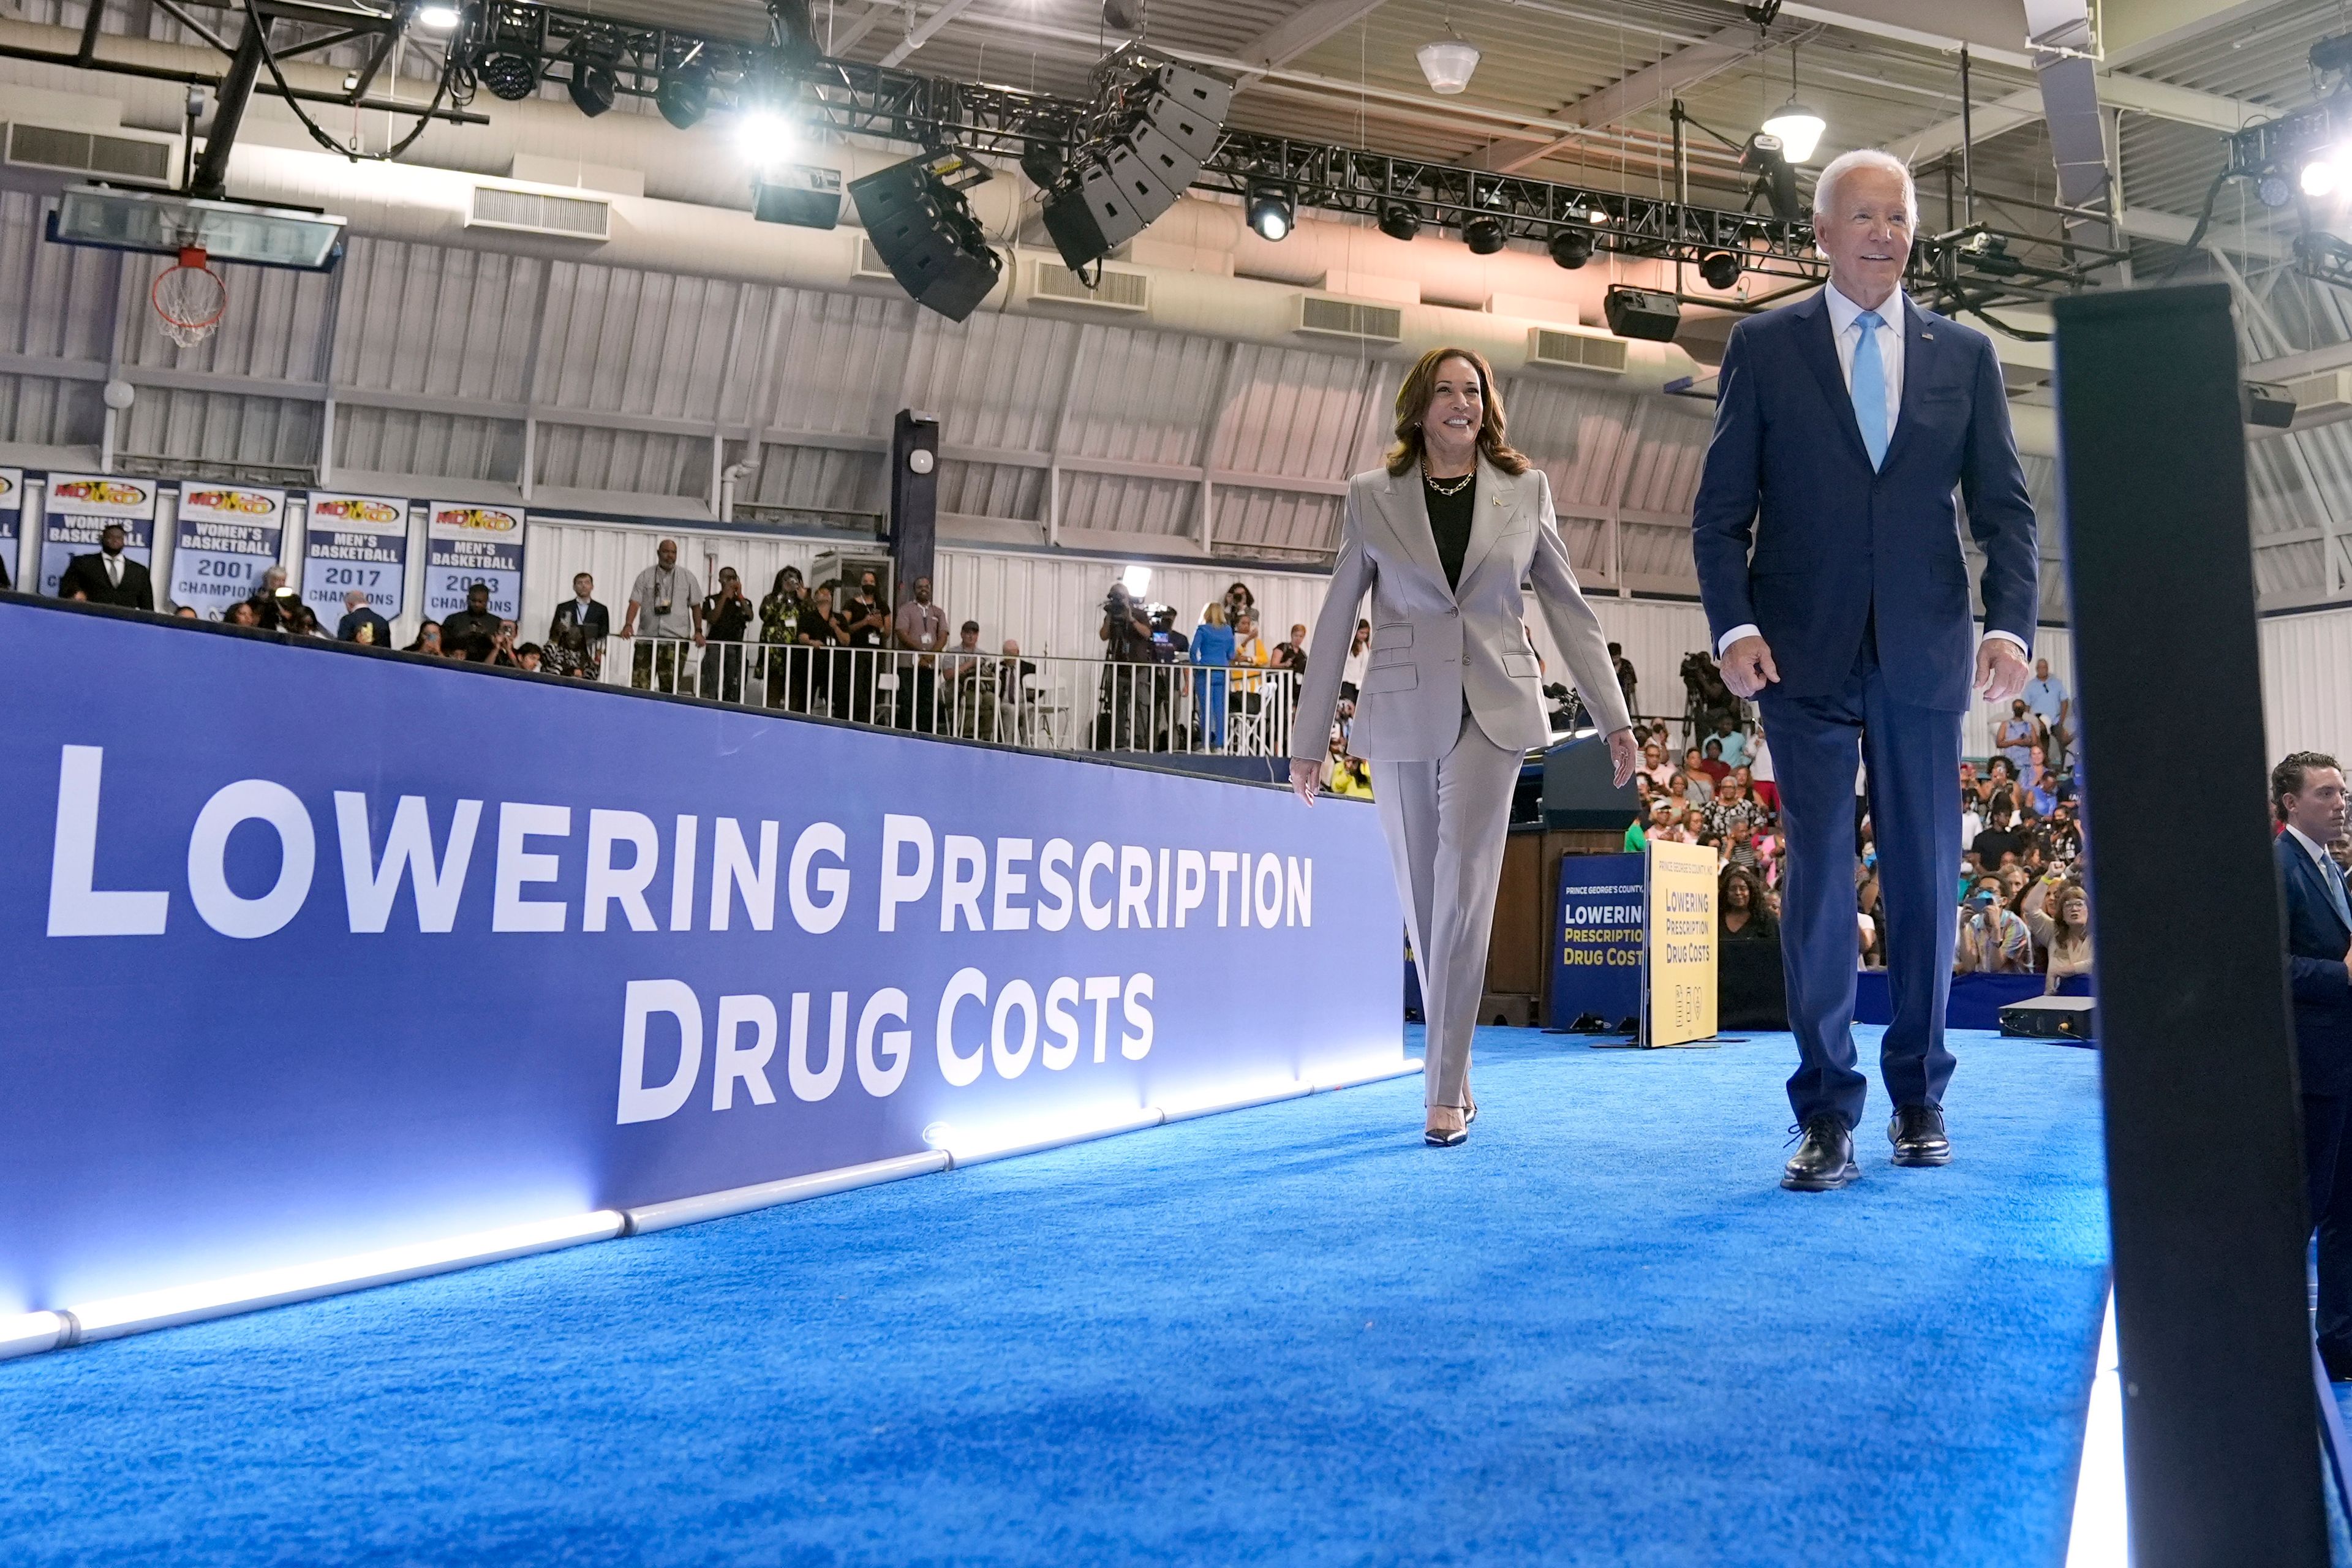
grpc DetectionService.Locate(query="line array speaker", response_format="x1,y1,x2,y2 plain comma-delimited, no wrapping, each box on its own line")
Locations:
849,156,1002,323
1041,62,1232,273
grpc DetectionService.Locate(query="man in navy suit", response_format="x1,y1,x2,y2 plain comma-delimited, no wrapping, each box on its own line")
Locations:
1691,149,2040,1191
2272,752,2352,1376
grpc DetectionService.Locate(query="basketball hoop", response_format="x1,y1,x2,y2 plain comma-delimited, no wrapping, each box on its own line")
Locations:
152,246,227,349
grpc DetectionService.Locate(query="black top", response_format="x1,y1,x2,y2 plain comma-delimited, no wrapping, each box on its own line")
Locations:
1423,469,1476,590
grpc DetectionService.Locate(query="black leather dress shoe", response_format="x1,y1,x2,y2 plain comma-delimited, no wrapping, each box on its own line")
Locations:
1782,1115,1858,1192
1889,1104,1951,1167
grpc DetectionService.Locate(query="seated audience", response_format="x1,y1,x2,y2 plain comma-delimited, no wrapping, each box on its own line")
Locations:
404,620,442,655
2023,872,2094,990
1721,864,1777,943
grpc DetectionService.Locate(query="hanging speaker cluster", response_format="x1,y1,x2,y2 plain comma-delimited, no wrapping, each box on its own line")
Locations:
849,151,1002,322
1039,55,1232,274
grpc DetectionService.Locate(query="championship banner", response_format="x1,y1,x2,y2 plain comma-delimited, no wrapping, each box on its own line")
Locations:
0,599,1403,1313
1548,853,1643,1030
39,473,157,597
301,493,410,628
426,500,524,620
0,468,21,574
1643,839,1719,1047
170,484,286,619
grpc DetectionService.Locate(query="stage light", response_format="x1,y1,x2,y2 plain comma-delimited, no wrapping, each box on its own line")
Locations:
413,2,461,29
1121,564,1153,596
734,107,801,162
1247,179,1294,241
657,69,710,130
2259,170,2296,208
2304,157,2339,197
64,1210,624,1343
478,46,538,100
1464,213,1506,254
1548,228,1592,268
1417,36,1480,95
1740,132,1803,221
1699,250,1743,289
1378,202,1421,241
567,36,618,118
1019,137,1063,192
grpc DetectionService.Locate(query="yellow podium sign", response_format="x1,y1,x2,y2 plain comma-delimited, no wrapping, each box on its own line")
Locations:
1644,840,1719,1047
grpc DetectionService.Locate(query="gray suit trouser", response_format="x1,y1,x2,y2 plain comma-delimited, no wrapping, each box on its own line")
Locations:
1371,703,1522,1111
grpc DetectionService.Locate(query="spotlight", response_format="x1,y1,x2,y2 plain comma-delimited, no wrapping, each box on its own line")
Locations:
1548,228,1592,269
1019,137,1064,192
2305,158,2339,197
1761,43,1826,163
1247,179,1294,242
1463,213,1506,254
413,2,461,29
657,69,710,131
766,0,821,64
1698,250,1743,290
735,107,801,163
478,46,538,100
2258,170,2296,208
1378,202,1420,241
566,35,617,118
1740,132,1803,221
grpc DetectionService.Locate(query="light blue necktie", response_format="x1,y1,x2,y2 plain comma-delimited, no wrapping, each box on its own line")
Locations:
1851,310,1890,470
2321,847,2352,932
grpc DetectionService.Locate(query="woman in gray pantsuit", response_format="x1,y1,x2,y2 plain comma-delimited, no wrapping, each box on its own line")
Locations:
1291,345,1637,1146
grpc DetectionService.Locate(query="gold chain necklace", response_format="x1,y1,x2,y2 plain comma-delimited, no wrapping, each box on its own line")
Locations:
1424,468,1474,497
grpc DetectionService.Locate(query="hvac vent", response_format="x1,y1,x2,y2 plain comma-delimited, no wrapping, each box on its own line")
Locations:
853,235,900,281
2288,368,2352,420
1295,294,1403,343
1032,259,1150,312
1527,326,1630,375
467,184,611,240
4,123,175,185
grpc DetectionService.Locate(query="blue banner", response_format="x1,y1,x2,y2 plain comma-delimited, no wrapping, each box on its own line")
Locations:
300,492,410,630
1548,853,1644,1028
0,468,20,562
426,500,523,620
169,484,287,618
39,473,157,596
0,601,1401,1312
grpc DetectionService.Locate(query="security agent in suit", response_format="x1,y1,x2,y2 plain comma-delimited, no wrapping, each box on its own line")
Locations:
57,523,153,611
1291,345,1637,1147
2272,753,2352,1378
1691,149,2040,1191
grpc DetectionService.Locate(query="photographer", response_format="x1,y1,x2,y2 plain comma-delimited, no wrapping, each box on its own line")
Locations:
1096,582,1157,749
1954,875,2033,974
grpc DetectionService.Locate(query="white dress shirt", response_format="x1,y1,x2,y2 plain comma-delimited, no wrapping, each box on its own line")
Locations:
2285,824,2352,927
1716,282,2025,663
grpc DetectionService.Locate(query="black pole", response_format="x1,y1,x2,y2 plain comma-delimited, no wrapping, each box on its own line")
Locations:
189,15,269,202
887,410,940,608
2052,281,2329,1564
1959,45,1973,227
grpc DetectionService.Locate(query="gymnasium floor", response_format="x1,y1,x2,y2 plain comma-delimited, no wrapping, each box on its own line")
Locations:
0,1027,2109,1567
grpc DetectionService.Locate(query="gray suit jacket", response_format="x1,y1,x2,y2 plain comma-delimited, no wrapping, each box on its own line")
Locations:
1291,457,1633,763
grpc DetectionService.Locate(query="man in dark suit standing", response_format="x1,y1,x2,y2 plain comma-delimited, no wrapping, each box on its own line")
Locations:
334,588,393,646
2273,752,2352,1377
57,523,153,611
546,570,610,679
1692,148,2040,1191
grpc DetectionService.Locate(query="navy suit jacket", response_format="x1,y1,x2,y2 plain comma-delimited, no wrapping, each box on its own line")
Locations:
1690,290,2040,713
2278,831,2352,1098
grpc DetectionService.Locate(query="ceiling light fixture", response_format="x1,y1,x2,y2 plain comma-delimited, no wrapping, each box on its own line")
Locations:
1378,201,1421,241
1548,228,1593,269
413,2,462,30
1417,21,1479,96
1248,179,1294,242
1760,44,1826,164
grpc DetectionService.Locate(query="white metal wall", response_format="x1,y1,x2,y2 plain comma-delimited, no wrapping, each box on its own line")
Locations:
2261,607,2352,765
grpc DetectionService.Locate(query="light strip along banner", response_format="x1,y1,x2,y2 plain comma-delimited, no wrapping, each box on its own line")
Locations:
0,600,1403,1313
426,500,523,620
1644,839,1719,1047
301,493,410,628
170,484,287,619
39,474,156,596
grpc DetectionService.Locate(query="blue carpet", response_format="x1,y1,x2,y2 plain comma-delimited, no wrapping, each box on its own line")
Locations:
0,1027,2108,1567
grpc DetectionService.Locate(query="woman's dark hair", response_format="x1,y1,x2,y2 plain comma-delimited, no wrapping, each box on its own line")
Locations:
2274,750,2344,822
1720,863,1775,935
1385,345,1529,477
1987,756,2015,780
767,568,799,598
405,619,440,651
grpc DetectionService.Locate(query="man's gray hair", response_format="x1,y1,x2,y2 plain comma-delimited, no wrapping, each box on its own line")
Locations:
1812,147,1918,223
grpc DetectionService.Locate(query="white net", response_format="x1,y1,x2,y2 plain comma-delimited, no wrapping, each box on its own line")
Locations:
151,246,227,349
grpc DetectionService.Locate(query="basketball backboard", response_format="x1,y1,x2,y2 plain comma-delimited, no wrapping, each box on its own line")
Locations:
47,184,345,271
